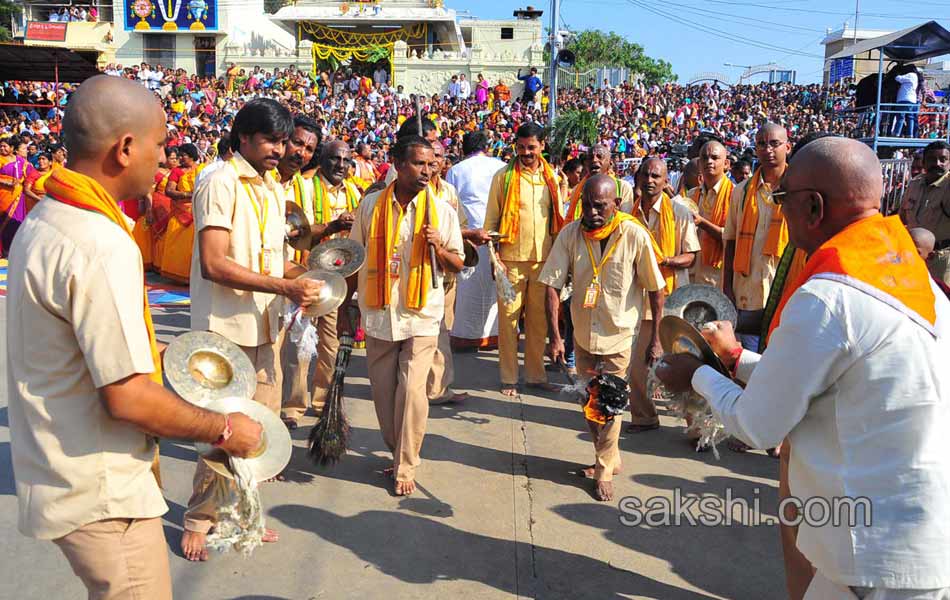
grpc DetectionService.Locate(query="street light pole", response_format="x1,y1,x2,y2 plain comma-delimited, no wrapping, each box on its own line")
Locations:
547,0,561,125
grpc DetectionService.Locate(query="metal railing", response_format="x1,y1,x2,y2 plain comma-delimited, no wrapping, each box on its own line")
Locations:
556,66,639,91
881,158,913,216
836,102,950,148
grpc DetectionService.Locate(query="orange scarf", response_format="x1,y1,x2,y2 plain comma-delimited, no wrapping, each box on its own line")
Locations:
45,168,163,385
582,211,635,241
734,168,788,276
631,193,677,294
693,176,733,268
768,214,936,342
499,157,561,241
564,175,623,227
365,183,438,310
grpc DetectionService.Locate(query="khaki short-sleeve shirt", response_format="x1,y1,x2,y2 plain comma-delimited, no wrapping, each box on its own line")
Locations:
539,219,664,355
190,152,286,346
484,166,558,263
722,177,782,311
351,187,464,341
7,200,167,540
900,173,950,243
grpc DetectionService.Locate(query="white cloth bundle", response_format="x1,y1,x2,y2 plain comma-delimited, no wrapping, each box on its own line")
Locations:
285,306,319,363
205,457,265,557
647,360,727,458
487,242,517,306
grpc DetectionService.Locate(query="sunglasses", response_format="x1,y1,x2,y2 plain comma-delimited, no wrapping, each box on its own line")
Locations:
771,187,820,206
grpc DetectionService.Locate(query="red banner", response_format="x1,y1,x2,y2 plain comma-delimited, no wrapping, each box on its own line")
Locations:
25,22,68,42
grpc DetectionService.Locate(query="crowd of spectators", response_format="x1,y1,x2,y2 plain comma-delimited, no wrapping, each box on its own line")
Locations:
1,61,945,178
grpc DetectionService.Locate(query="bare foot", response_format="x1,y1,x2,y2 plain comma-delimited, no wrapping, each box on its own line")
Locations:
395,480,415,496
580,464,622,479
501,386,518,397
181,530,209,562
262,528,279,543
766,444,781,458
381,466,395,478
263,472,286,483
594,480,614,501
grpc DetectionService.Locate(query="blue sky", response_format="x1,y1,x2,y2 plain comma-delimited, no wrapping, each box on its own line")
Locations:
461,0,950,83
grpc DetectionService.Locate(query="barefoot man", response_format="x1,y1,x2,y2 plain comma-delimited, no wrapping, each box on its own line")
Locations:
484,123,563,396
182,98,324,560
7,75,263,598
342,135,464,495
541,175,664,501
658,137,950,600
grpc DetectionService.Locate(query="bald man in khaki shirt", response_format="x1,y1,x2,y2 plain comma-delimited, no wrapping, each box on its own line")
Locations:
542,175,664,502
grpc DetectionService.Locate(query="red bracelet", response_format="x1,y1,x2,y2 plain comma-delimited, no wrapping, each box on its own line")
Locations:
212,414,232,448
728,346,743,378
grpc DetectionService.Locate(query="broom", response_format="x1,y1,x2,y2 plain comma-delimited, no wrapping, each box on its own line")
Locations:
307,308,357,466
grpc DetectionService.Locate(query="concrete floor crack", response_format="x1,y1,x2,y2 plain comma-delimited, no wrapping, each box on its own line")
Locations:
517,394,538,580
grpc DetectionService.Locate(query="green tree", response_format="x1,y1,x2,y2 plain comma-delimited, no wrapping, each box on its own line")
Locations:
0,0,22,42
564,29,676,85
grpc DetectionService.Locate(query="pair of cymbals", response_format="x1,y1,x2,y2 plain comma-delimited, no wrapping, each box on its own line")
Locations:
296,270,348,318
307,238,366,278
663,284,737,329
659,316,729,376
286,201,313,251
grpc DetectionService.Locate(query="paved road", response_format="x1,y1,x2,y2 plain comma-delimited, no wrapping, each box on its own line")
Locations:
0,299,785,599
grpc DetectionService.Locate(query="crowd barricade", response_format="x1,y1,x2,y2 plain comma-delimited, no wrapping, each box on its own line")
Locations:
880,157,912,216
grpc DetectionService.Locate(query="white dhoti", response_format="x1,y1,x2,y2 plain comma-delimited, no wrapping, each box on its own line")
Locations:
450,245,499,346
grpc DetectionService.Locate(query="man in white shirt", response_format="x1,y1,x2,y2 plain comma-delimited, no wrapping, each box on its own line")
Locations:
458,74,471,100
658,137,950,600
446,132,506,346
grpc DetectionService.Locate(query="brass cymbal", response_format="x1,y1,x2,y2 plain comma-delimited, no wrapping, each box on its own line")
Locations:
297,270,348,318
195,396,292,482
285,201,313,251
663,284,737,329
659,316,729,375
307,238,366,278
163,331,256,407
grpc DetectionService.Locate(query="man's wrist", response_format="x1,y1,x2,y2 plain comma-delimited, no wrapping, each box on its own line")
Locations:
211,414,231,447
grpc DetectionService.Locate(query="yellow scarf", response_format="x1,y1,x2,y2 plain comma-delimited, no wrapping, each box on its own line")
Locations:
692,176,733,268
564,174,623,227
365,183,438,310
45,168,163,385
631,192,677,294
498,157,561,241
734,168,788,276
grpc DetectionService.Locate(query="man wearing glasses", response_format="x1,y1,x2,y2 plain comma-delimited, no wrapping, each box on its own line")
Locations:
722,122,792,351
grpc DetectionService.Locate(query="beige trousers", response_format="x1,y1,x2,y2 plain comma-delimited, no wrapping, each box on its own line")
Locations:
184,334,283,534
428,279,457,403
627,321,658,427
366,335,438,482
498,260,548,386
281,311,339,422
53,517,172,600
575,345,631,482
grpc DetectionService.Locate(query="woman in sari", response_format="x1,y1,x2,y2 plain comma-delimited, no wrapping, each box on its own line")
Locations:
0,138,34,256
132,148,178,271
159,143,202,283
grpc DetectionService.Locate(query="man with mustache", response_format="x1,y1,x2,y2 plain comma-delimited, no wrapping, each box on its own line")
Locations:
900,140,950,285
182,99,324,561
562,145,634,223
340,135,464,496
484,123,563,396
541,174,664,501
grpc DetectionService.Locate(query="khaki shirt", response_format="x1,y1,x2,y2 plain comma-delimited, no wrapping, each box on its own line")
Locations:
687,175,730,287
623,194,701,295
722,177,782,311
7,200,167,539
351,187,464,341
900,172,950,243
484,166,559,263
539,219,664,355
190,152,286,347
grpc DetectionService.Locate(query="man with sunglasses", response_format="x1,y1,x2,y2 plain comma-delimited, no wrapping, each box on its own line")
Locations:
722,122,792,351
658,136,950,600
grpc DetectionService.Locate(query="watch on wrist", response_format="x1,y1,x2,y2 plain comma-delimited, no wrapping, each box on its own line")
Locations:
212,414,233,447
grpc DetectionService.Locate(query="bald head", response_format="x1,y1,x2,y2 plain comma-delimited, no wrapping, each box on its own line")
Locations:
581,173,620,230
699,141,727,186
587,144,612,175
319,139,352,186
755,122,790,169
682,157,701,191
61,75,166,200
783,137,881,253
909,227,936,260
637,157,669,200
63,75,164,160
